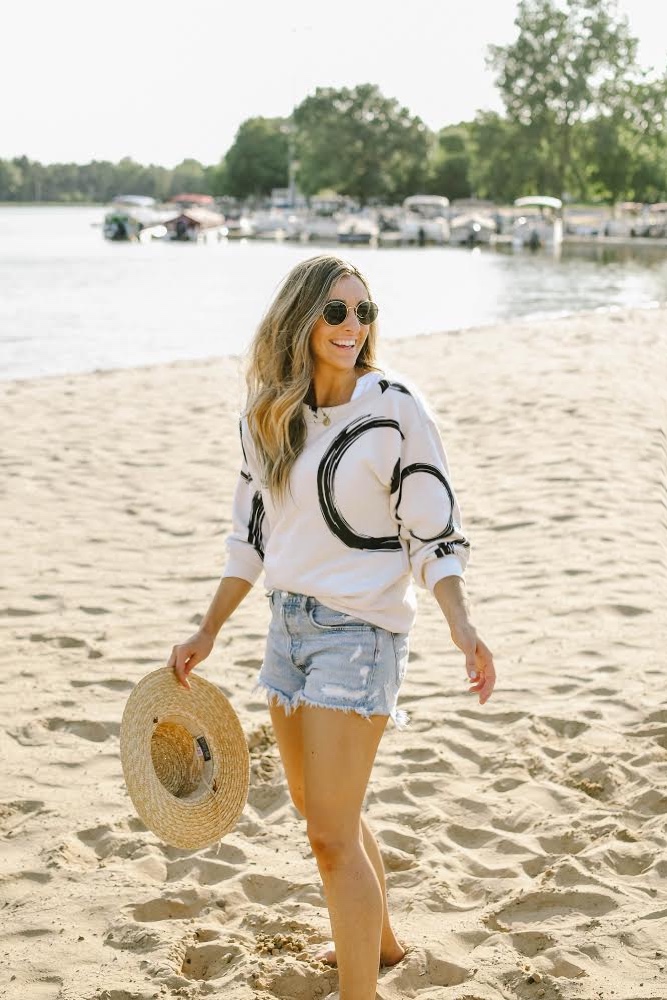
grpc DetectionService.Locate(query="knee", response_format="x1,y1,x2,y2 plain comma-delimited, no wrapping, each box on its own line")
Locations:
306,823,357,871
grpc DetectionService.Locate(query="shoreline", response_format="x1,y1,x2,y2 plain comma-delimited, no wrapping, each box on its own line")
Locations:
2,300,664,388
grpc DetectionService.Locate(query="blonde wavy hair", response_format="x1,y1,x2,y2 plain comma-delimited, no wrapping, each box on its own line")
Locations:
244,254,382,502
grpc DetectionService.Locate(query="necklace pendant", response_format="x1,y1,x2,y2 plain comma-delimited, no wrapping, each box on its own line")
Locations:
322,413,331,426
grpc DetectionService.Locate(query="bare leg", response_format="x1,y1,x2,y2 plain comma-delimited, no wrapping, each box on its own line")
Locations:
302,706,387,1000
266,701,408,972
315,814,407,967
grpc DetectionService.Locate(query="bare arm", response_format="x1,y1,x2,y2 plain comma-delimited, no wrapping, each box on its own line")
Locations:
433,576,496,705
200,575,253,638
168,575,253,689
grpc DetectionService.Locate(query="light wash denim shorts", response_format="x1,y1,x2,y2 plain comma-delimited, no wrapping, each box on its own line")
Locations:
252,589,410,730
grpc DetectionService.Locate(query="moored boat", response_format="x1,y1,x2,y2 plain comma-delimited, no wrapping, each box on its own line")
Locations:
337,212,379,245
103,196,178,242
400,195,450,244
161,206,226,242
512,196,563,249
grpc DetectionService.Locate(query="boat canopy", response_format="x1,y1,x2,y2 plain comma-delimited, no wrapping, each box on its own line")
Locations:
514,196,563,210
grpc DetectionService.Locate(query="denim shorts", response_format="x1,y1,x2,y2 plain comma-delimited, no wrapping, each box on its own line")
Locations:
252,590,410,730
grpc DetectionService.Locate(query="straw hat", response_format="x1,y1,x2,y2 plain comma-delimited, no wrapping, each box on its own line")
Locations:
120,666,249,850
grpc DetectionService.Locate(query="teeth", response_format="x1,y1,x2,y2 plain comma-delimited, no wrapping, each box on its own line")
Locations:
332,341,355,347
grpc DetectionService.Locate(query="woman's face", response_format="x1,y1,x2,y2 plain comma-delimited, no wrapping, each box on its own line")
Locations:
309,274,371,378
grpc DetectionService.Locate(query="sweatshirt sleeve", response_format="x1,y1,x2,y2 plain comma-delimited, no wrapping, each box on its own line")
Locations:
220,418,270,586
390,388,470,592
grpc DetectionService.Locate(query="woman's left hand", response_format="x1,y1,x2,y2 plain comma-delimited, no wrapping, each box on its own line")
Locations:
449,621,496,705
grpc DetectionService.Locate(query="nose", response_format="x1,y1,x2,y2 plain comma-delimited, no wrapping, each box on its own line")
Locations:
342,308,362,334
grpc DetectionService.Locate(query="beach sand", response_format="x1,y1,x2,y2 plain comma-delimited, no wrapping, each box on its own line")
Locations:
1,306,665,1000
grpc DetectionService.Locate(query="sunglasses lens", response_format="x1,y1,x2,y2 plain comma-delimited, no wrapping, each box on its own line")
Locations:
356,300,378,324
322,301,348,325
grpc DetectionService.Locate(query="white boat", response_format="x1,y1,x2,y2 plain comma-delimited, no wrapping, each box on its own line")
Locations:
646,203,667,238
300,214,340,241
223,213,255,240
449,213,497,246
249,210,299,240
603,202,643,237
400,195,450,244
512,195,563,249
103,198,179,242
337,212,379,245
300,195,351,242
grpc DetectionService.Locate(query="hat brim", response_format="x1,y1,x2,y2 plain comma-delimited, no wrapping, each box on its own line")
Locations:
120,667,249,849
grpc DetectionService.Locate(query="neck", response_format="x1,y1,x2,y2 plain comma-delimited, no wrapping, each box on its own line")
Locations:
310,367,363,408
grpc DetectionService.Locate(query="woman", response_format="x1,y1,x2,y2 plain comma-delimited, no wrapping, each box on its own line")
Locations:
168,254,496,1000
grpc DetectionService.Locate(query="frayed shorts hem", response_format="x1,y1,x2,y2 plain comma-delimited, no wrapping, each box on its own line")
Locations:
252,678,410,731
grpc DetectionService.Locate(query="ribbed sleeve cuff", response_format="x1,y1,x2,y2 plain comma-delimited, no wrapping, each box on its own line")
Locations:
425,555,465,593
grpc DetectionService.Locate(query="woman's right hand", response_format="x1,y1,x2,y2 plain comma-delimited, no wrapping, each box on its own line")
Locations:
167,629,215,690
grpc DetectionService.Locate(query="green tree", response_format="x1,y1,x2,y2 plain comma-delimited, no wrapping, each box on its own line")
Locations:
207,159,228,198
467,112,534,202
426,124,473,200
221,117,289,199
586,71,667,203
168,158,209,197
487,0,638,197
292,84,430,203
0,160,24,200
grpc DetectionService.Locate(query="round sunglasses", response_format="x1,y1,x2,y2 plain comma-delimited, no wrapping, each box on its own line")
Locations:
321,299,379,326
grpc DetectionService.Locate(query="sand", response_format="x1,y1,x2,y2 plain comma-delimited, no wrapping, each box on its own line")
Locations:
1,306,666,1000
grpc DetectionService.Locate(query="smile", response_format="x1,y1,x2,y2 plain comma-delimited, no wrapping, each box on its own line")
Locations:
331,340,356,349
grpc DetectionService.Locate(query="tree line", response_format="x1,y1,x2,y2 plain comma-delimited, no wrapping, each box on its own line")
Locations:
2,0,665,207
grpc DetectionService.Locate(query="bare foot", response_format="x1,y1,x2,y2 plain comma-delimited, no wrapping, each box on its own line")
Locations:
314,939,409,968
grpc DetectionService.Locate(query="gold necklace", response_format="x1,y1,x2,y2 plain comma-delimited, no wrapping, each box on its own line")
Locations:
310,373,359,426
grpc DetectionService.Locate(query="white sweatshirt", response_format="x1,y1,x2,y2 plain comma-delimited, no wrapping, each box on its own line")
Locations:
221,370,470,633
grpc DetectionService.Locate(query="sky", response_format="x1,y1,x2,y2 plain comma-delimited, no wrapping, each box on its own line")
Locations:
2,0,664,168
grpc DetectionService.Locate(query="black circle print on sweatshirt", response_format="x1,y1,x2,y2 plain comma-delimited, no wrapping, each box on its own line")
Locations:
317,416,405,551
317,413,464,552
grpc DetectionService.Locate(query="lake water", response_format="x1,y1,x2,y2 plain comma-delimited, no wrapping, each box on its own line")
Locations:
1,205,666,381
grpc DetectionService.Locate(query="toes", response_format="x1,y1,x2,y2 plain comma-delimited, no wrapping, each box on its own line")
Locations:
314,941,336,964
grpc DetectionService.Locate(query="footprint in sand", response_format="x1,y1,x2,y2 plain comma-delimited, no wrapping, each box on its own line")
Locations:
0,798,46,836
261,964,328,1000
0,607,41,616
541,716,589,739
70,677,133,691
44,717,118,741
237,657,263,668
387,945,470,988
246,783,289,815
75,821,159,864
179,940,244,980
509,929,556,958
380,846,417,872
607,603,649,617
240,872,300,906
164,856,241,886
378,828,421,854
132,887,212,922
486,888,617,931
104,920,164,953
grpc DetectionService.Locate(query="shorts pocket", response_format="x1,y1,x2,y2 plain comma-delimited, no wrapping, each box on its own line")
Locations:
307,601,371,631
